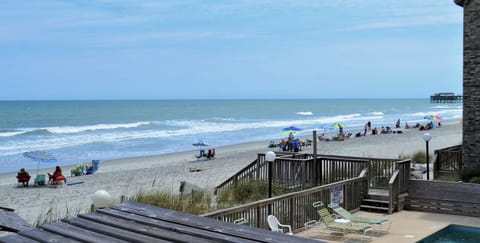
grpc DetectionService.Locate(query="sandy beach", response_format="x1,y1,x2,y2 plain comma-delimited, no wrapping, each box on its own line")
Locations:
0,121,462,225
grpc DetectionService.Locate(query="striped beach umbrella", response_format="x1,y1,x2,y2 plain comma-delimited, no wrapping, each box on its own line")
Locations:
424,115,442,121
23,150,57,176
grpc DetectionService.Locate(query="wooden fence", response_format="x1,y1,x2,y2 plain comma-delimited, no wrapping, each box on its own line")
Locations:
405,180,480,217
433,145,463,178
204,171,369,232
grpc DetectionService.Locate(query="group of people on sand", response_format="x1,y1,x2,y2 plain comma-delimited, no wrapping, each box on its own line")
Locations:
277,132,311,152
16,166,65,187
405,121,441,131
318,118,442,143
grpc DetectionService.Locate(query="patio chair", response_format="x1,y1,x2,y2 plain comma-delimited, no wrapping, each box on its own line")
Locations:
267,215,293,235
312,201,371,236
328,203,392,233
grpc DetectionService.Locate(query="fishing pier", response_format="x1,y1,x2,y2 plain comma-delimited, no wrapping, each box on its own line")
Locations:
430,92,463,103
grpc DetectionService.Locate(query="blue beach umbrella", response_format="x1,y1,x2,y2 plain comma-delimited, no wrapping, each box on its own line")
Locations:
192,140,209,147
282,126,302,134
282,126,302,132
23,150,57,176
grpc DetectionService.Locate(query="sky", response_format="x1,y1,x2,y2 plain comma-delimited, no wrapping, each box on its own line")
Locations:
0,0,464,100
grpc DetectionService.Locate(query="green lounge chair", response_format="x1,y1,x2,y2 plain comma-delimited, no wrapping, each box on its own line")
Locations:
328,203,392,233
233,218,251,226
312,201,371,236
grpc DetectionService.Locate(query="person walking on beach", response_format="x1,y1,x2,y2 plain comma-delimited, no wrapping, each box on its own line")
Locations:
367,121,371,132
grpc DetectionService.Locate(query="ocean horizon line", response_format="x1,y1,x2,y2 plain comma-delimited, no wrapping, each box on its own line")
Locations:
0,97,431,102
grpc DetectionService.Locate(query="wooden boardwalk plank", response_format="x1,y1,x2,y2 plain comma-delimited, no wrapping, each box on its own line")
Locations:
79,212,219,243
19,227,81,243
0,210,33,233
96,208,258,243
41,221,130,243
0,234,39,243
66,217,172,243
110,202,317,242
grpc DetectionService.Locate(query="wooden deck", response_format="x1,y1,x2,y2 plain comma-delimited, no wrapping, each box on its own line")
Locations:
0,202,321,243
0,207,32,233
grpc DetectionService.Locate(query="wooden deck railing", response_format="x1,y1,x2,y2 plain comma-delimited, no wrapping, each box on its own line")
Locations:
433,145,462,178
214,153,372,196
204,170,369,232
215,153,409,196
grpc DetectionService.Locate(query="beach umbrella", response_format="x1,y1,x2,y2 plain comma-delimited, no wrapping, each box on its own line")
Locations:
282,126,302,134
192,140,209,147
23,150,57,176
332,122,346,129
424,115,442,121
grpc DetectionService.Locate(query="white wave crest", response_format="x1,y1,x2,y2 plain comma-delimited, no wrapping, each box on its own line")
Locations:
367,112,384,115
296,112,313,116
432,105,451,109
45,121,152,134
0,130,28,137
210,117,236,121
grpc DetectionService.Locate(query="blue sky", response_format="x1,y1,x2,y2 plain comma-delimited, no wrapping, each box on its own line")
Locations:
0,0,463,100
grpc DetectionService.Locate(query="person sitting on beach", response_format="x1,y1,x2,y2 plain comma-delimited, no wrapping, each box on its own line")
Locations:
293,139,300,152
206,149,214,159
279,139,287,151
48,166,66,185
17,168,31,187
405,122,410,129
318,133,330,142
372,127,378,135
381,126,387,134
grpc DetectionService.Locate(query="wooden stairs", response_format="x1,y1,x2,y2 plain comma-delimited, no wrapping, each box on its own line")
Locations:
360,189,391,213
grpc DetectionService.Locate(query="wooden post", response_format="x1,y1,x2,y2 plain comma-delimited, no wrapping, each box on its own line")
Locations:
313,130,318,185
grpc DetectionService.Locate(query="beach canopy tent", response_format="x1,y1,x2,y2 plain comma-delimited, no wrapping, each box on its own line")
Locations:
282,126,302,134
23,150,57,183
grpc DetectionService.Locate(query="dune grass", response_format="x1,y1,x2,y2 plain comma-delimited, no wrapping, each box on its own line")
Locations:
129,189,213,215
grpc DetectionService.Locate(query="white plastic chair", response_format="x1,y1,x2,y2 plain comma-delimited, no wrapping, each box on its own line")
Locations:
267,215,293,235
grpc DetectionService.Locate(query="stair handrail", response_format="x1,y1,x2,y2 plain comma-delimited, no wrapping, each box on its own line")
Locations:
387,169,400,214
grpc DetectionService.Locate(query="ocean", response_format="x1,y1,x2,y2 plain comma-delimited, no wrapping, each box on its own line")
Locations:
0,99,462,174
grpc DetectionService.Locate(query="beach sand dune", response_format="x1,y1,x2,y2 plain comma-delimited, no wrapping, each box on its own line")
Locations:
0,121,461,225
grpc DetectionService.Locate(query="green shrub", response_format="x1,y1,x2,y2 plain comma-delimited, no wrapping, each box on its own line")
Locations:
468,176,480,184
411,151,428,164
216,180,287,208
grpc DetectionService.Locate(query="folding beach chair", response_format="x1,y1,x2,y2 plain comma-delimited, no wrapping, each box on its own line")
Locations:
86,160,100,175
